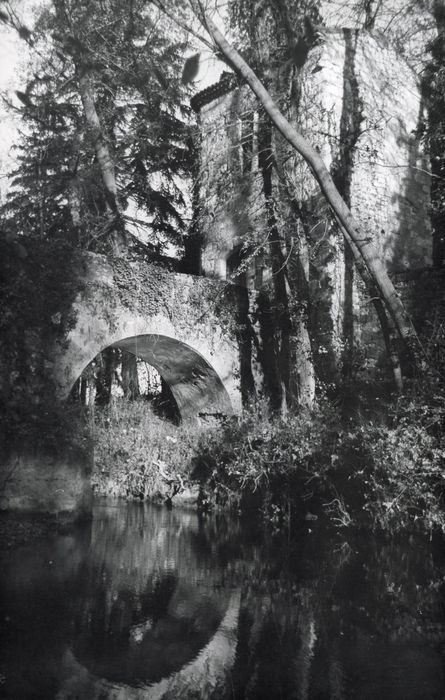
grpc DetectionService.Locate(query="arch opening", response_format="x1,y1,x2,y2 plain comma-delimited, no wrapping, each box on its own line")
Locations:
70,334,233,421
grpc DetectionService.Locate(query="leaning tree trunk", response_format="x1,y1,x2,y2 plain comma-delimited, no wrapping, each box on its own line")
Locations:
78,72,118,212
272,150,404,392
193,6,419,364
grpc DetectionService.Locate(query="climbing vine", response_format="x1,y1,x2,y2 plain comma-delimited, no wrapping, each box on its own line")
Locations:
0,234,87,456
228,0,323,79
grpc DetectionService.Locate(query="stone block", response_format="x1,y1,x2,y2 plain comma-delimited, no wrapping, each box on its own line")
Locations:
0,452,92,518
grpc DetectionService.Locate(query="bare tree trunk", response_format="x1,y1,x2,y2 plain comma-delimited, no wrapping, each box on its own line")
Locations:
333,29,362,382
273,156,403,392
67,133,83,244
95,348,117,406
80,376,87,406
294,315,316,407
78,72,118,212
348,239,403,391
193,7,419,361
68,175,82,246
78,71,127,254
258,125,315,409
121,350,140,400
431,0,445,267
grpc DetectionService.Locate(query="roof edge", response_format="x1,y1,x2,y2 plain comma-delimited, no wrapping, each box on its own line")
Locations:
191,72,239,112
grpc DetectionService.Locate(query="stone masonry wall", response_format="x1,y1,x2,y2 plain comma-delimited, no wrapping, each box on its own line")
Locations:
1,253,251,516
196,34,432,276
291,29,431,370
55,254,246,415
319,0,435,71
194,27,432,377
293,29,431,265
197,87,267,282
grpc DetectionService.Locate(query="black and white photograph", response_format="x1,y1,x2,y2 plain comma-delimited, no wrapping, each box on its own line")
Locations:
1,0,445,697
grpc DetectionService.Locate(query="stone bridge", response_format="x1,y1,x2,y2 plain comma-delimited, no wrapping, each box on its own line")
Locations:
1,253,252,515
55,253,247,419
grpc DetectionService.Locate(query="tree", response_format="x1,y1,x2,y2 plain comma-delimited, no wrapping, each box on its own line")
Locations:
2,0,428,402
1,0,194,257
193,4,416,346
423,0,445,267
155,0,423,393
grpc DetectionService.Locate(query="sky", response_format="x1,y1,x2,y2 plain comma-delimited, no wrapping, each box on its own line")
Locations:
0,26,19,89
0,22,23,192
0,0,41,197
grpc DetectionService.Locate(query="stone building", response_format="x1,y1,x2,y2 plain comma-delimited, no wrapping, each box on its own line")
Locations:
190,0,434,397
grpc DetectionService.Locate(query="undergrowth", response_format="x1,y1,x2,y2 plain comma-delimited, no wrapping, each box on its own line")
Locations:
90,400,203,501
193,393,445,535
89,389,445,535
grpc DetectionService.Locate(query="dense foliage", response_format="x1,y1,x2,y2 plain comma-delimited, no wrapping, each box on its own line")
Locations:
228,0,322,82
1,0,445,542
90,399,202,502
89,386,445,536
1,0,194,255
423,0,445,266
0,233,88,457
192,394,445,534
0,0,196,455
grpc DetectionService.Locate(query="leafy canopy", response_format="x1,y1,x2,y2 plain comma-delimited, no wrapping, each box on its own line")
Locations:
1,0,195,256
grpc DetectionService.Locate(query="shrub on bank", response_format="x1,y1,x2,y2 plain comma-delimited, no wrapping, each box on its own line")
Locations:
359,396,445,532
89,392,445,535
193,396,445,535
191,399,337,520
0,237,85,459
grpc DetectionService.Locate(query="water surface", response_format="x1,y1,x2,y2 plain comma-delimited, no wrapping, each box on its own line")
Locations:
1,500,444,699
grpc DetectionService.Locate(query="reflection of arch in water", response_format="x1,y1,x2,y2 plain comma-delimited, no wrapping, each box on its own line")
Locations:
57,590,241,700
74,334,233,420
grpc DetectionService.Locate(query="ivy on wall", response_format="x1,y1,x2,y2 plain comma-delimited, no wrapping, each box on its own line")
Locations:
0,234,87,456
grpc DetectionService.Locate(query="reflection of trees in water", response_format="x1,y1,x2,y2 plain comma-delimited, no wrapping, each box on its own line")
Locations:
103,507,443,698
74,578,225,685
64,506,445,698
212,530,445,700
3,503,445,699
58,590,241,700
56,510,240,699
89,503,209,592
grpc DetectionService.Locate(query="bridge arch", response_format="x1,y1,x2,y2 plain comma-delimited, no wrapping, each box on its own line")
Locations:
54,254,243,419
74,333,232,419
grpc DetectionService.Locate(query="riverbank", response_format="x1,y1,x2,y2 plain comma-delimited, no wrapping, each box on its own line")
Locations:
193,394,445,534
89,387,445,536
89,401,205,504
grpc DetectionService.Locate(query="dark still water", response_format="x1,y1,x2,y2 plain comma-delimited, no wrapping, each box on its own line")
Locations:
1,501,445,700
